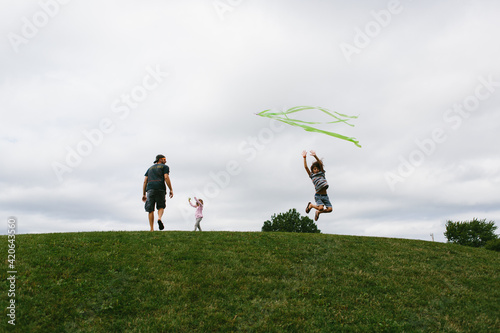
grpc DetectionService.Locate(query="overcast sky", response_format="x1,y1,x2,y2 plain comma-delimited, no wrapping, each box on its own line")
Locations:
2,0,499,242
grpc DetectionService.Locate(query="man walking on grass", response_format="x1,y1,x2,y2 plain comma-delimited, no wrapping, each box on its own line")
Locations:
142,154,173,231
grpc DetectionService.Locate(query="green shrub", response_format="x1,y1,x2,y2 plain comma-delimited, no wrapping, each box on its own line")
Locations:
485,238,500,252
444,218,498,247
262,208,320,233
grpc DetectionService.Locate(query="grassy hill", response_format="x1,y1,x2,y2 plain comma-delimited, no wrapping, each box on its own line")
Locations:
2,231,499,332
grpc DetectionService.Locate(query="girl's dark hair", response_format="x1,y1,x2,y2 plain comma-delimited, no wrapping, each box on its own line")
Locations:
311,161,324,172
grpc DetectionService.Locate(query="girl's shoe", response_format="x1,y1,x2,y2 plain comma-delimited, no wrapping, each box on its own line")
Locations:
305,202,312,214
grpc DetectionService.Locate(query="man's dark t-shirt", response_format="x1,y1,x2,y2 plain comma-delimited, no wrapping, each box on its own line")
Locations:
144,164,170,191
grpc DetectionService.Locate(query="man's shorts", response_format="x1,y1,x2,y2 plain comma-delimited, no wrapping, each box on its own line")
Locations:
314,193,332,208
145,189,166,212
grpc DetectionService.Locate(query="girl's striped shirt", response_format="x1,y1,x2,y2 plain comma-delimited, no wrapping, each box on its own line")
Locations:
310,171,329,193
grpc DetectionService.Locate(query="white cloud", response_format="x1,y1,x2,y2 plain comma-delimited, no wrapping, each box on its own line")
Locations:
1,0,499,241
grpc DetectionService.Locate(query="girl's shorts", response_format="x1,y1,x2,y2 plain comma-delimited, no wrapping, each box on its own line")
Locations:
314,193,332,208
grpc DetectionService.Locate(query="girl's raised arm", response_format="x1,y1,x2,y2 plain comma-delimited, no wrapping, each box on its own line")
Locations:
310,150,323,168
302,151,311,176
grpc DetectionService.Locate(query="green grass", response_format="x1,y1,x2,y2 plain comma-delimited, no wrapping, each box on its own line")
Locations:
2,231,499,332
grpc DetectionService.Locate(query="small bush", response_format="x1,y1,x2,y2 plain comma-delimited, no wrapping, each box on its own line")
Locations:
444,218,498,247
485,238,500,252
262,208,320,233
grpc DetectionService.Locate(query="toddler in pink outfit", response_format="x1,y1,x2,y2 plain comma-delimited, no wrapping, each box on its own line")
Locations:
188,197,204,231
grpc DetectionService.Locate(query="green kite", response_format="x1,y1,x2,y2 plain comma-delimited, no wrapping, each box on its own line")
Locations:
256,106,361,148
